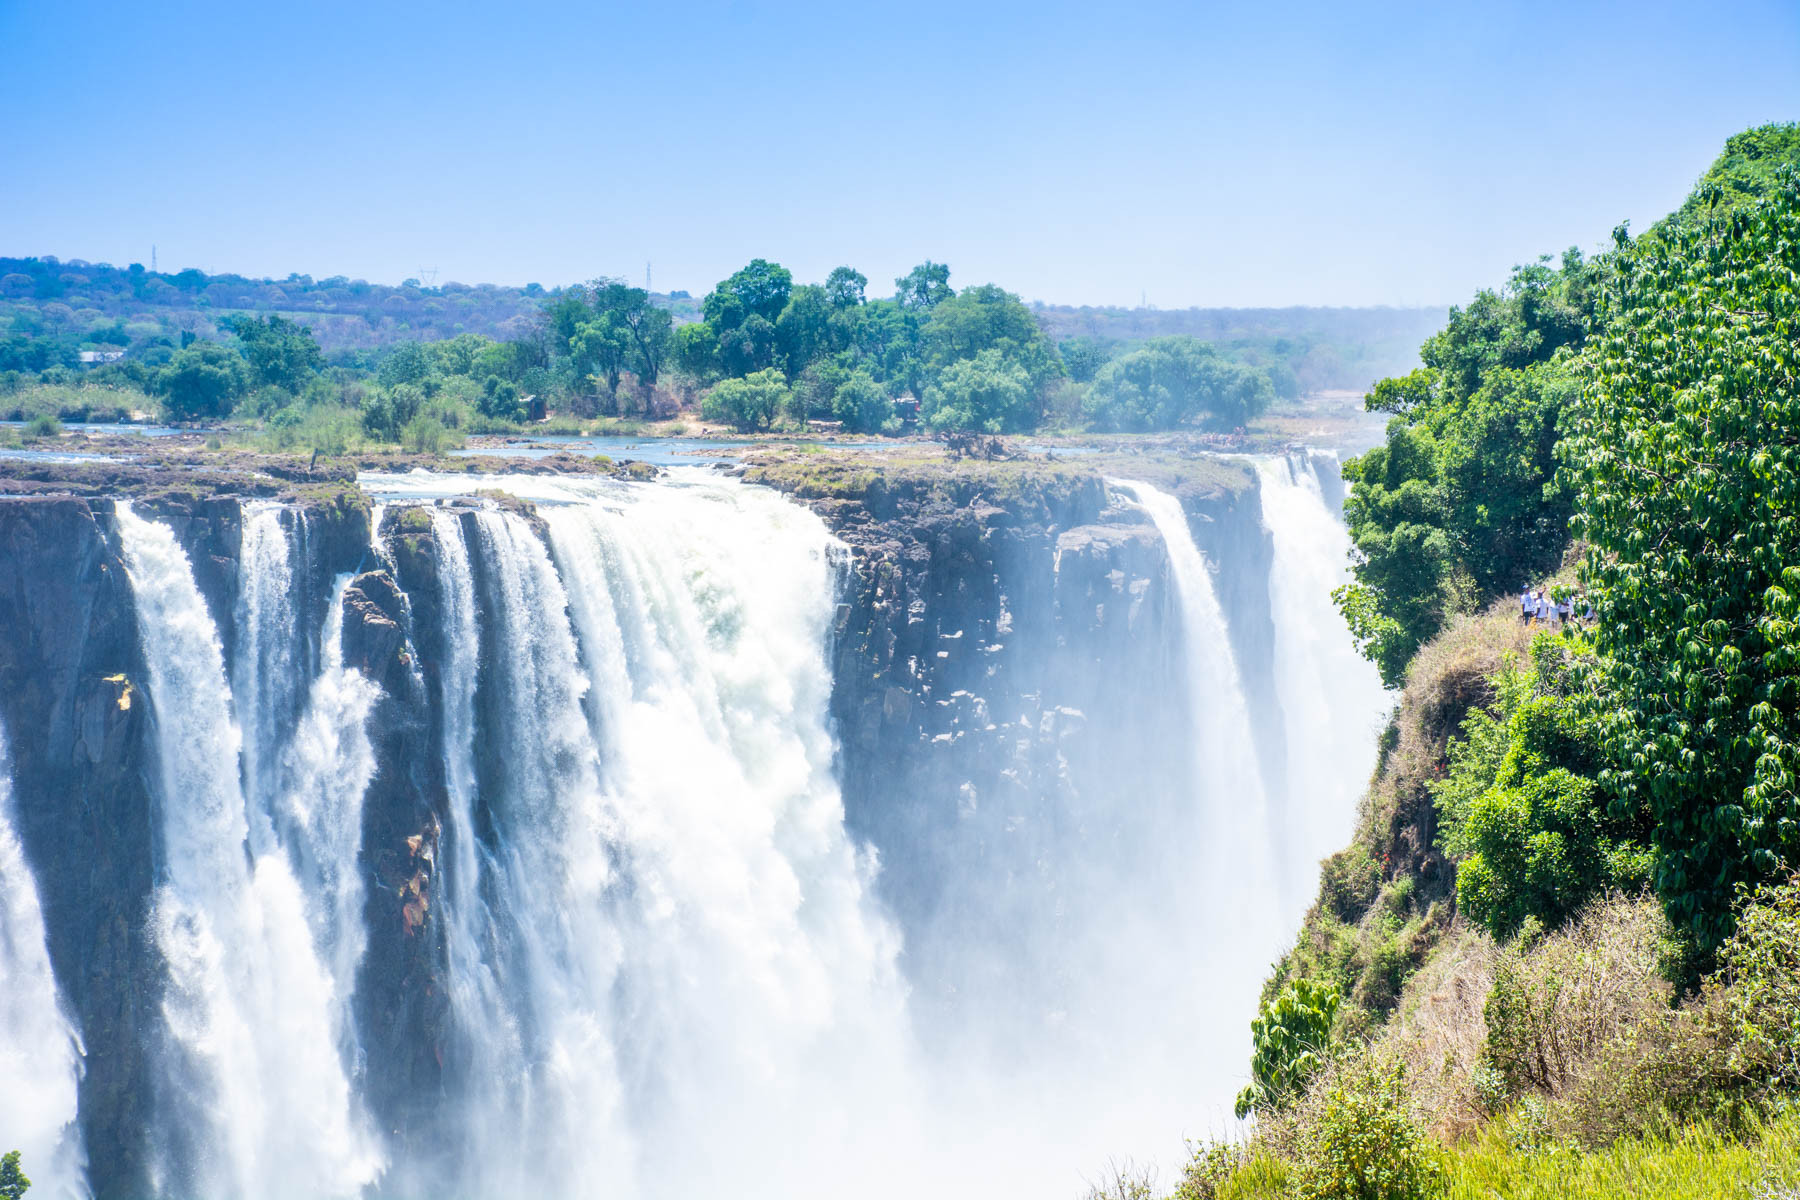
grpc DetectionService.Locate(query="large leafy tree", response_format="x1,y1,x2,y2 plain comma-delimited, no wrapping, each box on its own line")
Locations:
1336,253,1598,686
159,342,248,419
221,313,323,393
894,260,953,310
920,348,1033,433
919,283,1061,397
1563,171,1800,952
1082,335,1272,431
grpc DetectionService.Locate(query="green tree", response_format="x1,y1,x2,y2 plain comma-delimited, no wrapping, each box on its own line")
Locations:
1336,253,1597,687
825,265,867,308
698,259,792,340
1235,977,1341,1118
0,1148,30,1199
920,283,1063,400
589,278,672,392
894,260,953,310
376,340,435,388
1563,170,1800,952
221,313,323,393
159,342,247,420
1431,638,1652,938
1059,336,1110,383
1084,336,1272,431
775,284,833,376
479,375,522,421
571,315,631,402
920,348,1033,433
831,369,897,433
701,368,789,431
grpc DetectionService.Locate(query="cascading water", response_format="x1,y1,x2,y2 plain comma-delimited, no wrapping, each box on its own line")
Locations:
114,503,381,1200
1254,453,1389,923
1111,480,1278,901
398,479,916,1198
0,722,88,1200
0,453,1387,1198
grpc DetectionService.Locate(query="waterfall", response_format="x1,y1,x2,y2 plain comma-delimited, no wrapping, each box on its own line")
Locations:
399,479,913,1198
1255,453,1389,924
114,504,381,1200
0,723,88,1200
1110,480,1278,901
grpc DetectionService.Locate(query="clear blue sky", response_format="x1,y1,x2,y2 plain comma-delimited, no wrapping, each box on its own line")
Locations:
4,0,1795,308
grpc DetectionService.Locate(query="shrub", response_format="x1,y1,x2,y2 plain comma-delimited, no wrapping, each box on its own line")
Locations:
401,413,458,455
22,412,60,439
1432,638,1651,939
1238,978,1342,1118
1320,847,1384,924
1481,895,1670,1100
702,368,788,431
1713,873,1800,1094
1289,1052,1443,1200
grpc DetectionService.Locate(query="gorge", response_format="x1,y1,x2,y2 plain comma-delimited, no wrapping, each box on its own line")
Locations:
0,446,1383,1199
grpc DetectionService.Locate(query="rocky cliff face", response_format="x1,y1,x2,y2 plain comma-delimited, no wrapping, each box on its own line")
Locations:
744,452,1278,1031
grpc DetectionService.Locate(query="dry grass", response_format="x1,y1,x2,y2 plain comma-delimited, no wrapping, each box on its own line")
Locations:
1377,923,1499,1141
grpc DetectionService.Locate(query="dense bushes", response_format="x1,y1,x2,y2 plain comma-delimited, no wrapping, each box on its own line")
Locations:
1431,637,1651,938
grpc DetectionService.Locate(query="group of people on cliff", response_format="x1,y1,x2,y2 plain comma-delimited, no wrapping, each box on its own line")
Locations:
1520,585,1591,629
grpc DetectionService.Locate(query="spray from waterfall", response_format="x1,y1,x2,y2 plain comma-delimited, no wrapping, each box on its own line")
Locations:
0,722,88,1200
1254,453,1389,926
114,503,381,1200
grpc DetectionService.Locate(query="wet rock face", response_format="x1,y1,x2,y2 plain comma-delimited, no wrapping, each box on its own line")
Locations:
766,467,1277,1029
0,497,159,1198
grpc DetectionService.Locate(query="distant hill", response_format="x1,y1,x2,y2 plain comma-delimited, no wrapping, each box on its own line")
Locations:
0,256,702,358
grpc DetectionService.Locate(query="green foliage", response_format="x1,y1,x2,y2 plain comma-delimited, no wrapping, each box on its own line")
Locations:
0,1150,28,1200
401,412,458,454
22,412,61,440
1291,1054,1443,1200
1432,639,1652,938
1562,169,1800,953
1339,252,1598,686
1437,1111,1800,1200
1085,335,1274,431
920,348,1033,433
1713,874,1800,1093
701,368,789,431
919,283,1062,395
222,313,324,393
830,369,897,433
1667,122,1800,229
894,260,953,310
1319,846,1384,925
478,375,522,421
1237,977,1342,1119
160,342,248,420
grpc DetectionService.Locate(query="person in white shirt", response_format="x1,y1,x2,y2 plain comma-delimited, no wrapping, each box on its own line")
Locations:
1521,586,1533,624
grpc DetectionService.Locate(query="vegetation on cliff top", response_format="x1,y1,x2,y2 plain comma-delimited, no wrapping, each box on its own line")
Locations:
1154,127,1800,1200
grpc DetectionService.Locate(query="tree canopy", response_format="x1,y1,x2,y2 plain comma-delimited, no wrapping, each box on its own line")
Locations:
1564,170,1800,951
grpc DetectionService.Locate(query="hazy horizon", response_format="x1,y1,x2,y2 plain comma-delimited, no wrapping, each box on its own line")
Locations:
5,0,1796,308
